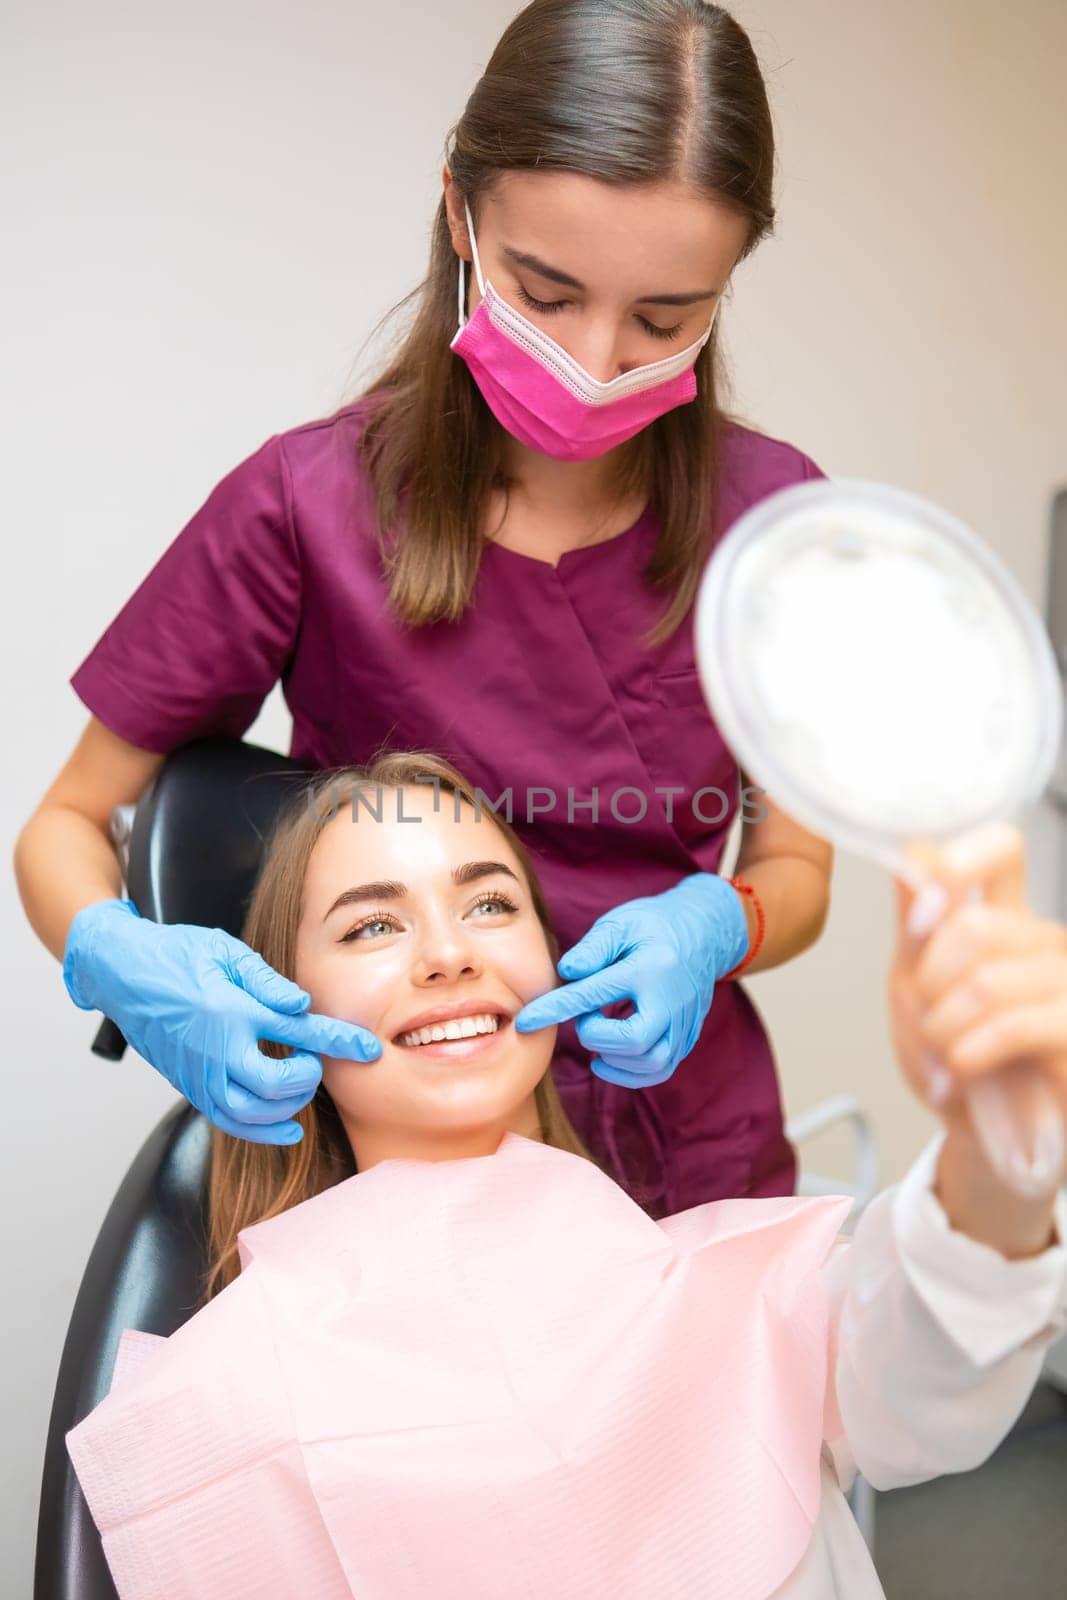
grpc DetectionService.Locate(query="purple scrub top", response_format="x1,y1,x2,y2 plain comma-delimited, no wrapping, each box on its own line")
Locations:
70,398,826,1217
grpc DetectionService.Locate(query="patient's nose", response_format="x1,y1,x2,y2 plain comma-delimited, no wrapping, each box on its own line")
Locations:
409,912,483,984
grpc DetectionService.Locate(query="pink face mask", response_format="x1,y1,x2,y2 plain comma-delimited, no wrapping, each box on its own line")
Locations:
450,199,720,462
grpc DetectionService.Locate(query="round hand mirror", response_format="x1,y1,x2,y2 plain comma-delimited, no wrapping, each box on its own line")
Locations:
695,478,1064,1197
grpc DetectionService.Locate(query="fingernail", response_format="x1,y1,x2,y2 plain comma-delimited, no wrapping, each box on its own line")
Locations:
952,1034,980,1065
908,881,949,940
941,822,1017,875
921,1051,953,1106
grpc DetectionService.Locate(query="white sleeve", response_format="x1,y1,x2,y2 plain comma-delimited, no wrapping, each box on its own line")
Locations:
821,1133,1067,1493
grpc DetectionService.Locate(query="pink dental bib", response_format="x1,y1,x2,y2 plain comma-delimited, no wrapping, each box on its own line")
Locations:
68,1134,850,1600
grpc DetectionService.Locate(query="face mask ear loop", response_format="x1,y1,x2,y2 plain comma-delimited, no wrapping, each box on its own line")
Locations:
698,296,721,349
446,133,467,332
463,198,487,299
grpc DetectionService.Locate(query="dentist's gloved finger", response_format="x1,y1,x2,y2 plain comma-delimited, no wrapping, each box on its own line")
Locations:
555,919,628,980
262,1006,383,1063
609,1031,674,1079
514,961,639,1031
218,1078,319,1125
229,1045,322,1103
207,1103,307,1146
225,945,312,1014
574,1001,671,1057
590,1053,675,1089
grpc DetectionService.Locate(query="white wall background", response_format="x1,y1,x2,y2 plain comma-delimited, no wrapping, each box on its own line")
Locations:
4,0,1065,1589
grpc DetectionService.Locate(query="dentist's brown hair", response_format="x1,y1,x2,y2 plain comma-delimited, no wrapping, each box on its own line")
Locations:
203,750,597,1303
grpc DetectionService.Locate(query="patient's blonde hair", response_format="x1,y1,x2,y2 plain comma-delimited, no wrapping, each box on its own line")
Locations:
202,751,598,1303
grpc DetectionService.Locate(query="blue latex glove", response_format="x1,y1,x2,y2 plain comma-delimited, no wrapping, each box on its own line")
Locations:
63,897,383,1144
513,873,750,1088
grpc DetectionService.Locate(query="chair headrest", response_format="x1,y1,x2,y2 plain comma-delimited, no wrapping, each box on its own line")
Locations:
127,737,316,934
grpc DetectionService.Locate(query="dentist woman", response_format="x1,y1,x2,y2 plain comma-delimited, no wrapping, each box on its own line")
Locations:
14,0,833,1216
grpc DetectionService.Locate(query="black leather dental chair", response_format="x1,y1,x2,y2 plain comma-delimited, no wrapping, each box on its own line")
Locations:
34,737,315,1600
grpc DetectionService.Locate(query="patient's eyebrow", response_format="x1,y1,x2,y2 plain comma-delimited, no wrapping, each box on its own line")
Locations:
502,245,718,307
323,860,521,922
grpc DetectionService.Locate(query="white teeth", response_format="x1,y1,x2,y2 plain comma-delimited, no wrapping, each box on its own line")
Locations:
398,1012,502,1048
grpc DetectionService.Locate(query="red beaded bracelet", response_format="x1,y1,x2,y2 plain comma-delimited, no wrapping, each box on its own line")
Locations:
721,875,765,979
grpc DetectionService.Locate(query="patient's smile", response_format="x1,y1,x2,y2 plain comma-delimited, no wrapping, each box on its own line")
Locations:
394,1012,514,1061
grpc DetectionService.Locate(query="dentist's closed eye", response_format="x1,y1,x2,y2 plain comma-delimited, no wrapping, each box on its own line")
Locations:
339,891,520,944
513,283,684,342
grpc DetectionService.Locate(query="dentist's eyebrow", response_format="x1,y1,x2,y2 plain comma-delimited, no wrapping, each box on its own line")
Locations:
323,860,521,922
501,246,718,306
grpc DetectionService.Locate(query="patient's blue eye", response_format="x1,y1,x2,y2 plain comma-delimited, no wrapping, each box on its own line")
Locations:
472,892,519,916
339,909,398,942
339,891,518,944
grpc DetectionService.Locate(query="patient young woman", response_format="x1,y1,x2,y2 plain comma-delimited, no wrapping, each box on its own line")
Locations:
205,749,599,1297
69,749,1067,1600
